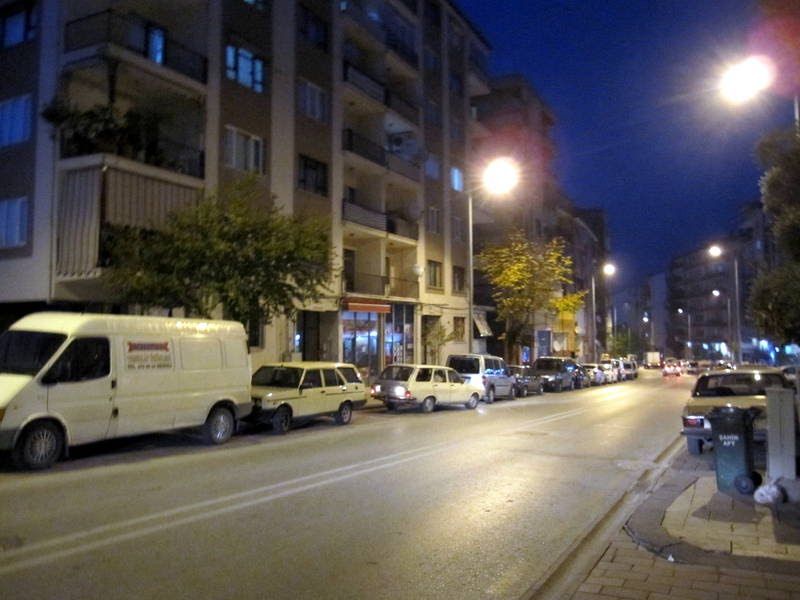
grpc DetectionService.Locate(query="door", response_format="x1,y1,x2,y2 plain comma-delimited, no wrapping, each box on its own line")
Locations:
44,337,114,445
431,368,451,404
322,367,348,413
446,368,467,405
296,368,325,417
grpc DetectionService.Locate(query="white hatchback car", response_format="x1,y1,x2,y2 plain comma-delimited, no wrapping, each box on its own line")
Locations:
370,364,484,413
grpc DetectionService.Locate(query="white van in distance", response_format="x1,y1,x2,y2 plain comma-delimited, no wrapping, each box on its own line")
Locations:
0,312,252,469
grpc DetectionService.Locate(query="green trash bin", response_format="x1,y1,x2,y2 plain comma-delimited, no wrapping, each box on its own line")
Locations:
706,405,762,494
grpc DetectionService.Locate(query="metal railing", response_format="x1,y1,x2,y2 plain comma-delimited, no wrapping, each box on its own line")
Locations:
385,89,419,124
344,272,419,298
343,128,386,166
386,152,420,182
386,30,418,67
65,10,207,83
343,61,385,103
343,200,387,230
339,0,386,44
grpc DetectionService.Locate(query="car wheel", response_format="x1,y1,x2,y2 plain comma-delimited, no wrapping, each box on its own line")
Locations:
335,401,352,425
386,402,397,412
686,437,703,455
202,406,235,445
554,380,562,393
520,386,528,397
509,385,517,400
465,393,479,410
485,388,495,403
537,382,544,395
12,421,64,470
271,406,292,435
421,396,435,413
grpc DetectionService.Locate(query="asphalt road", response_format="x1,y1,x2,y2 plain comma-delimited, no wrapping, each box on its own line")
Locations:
0,369,693,599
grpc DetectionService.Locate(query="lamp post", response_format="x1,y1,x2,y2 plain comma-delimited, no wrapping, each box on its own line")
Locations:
677,308,692,355
711,289,733,360
590,262,616,362
708,244,742,363
467,157,520,353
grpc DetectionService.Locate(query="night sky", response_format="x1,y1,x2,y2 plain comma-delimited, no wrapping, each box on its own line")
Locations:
457,0,795,289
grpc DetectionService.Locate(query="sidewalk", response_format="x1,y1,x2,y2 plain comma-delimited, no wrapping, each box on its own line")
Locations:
571,447,800,599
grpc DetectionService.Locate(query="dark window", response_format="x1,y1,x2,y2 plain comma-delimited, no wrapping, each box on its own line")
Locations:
446,369,462,383
416,368,432,382
45,338,110,383
298,155,328,195
322,368,341,386
302,369,322,388
0,330,65,376
337,365,362,383
298,5,328,51
1,2,37,48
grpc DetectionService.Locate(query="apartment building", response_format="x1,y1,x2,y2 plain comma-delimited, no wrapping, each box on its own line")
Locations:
0,0,492,377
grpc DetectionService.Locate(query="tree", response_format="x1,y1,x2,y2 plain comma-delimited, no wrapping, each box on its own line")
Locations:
477,231,586,358
749,130,800,344
103,176,332,326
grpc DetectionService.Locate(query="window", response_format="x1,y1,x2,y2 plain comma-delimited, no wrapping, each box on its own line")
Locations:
453,317,465,341
302,369,322,388
0,94,31,147
46,338,110,383
426,205,441,233
1,2,36,48
452,266,465,292
424,153,440,179
226,45,266,92
298,155,328,195
0,197,28,248
297,78,330,123
224,126,263,173
242,0,267,10
298,5,328,51
427,260,443,289
450,167,464,192
452,215,464,242
146,25,165,65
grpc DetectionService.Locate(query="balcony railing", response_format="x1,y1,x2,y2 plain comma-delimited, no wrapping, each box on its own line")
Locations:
386,30,418,67
343,128,386,166
343,61,385,103
387,215,418,239
386,152,420,182
343,200,387,230
340,0,386,44
344,272,419,298
64,10,207,83
385,89,419,124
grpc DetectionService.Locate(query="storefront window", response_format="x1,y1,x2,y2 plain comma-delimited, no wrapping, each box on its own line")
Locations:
385,304,414,365
342,311,379,381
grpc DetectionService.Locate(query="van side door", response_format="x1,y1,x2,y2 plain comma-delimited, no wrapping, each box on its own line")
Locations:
42,337,114,445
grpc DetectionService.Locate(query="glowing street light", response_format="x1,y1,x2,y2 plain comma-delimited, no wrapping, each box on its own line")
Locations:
590,262,616,362
467,157,520,352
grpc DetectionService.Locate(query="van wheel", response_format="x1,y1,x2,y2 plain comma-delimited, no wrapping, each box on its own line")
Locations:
12,421,64,470
335,402,353,425
465,393,479,410
202,406,235,445
485,388,495,404
420,396,436,413
271,406,292,435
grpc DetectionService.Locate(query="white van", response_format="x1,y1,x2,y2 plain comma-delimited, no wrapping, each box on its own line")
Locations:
0,312,252,469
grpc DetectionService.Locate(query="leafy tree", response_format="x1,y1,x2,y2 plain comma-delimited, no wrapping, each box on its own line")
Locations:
422,320,456,365
749,130,800,344
103,176,332,326
477,231,585,358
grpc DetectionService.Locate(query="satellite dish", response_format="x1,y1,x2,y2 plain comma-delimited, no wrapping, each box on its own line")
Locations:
404,199,422,221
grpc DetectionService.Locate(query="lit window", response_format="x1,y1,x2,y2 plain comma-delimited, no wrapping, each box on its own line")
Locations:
146,26,165,65
0,95,31,147
224,126,264,173
226,45,266,93
297,79,330,123
424,153,440,179
450,167,463,192
242,0,267,10
1,3,36,48
0,197,28,248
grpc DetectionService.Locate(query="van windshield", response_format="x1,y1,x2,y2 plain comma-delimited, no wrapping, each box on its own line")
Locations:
252,366,303,388
0,330,66,376
447,357,480,374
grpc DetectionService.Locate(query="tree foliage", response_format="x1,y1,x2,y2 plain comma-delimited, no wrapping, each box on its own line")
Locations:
103,176,332,326
748,130,800,344
477,231,585,348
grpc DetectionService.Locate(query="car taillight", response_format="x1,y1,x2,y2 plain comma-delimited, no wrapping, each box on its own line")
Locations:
683,416,704,427
404,389,413,399
370,384,380,394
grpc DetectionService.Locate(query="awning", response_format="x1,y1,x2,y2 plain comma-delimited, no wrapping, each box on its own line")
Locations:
473,311,493,337
344,298,391,314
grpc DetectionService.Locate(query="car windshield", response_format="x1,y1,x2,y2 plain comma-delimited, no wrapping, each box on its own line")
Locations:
378,365,414,381
533,359,561,371
252,366,303,388
0,330,66,376
447,357,479,374
694,373,790,397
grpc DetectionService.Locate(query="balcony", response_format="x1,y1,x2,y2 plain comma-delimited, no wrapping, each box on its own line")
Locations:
343,128,386,167
343,61,385,113
385,89,419,125
343,200,387,231
385,29,418,74
56,153,203,281
340,0,386,50
345,272,418,298
386,152,420,183
64,10,207,84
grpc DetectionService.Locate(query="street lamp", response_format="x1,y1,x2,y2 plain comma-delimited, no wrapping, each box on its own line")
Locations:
711,289,733,360
708,244,742,363
677,308,692,355
590,262,615,362
467,157,520,352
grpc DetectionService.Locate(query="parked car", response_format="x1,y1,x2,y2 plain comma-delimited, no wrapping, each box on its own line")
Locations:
250,362,367,434
581,363,606,385
614,359,627,381
531,356,577,392
680,367,792,455
780,365,797,383
508,364,544,396
622,360,638,380
370,364,483,412
599,360,619,383
572,365,590,389
445,354,515,403
0,312,252,470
